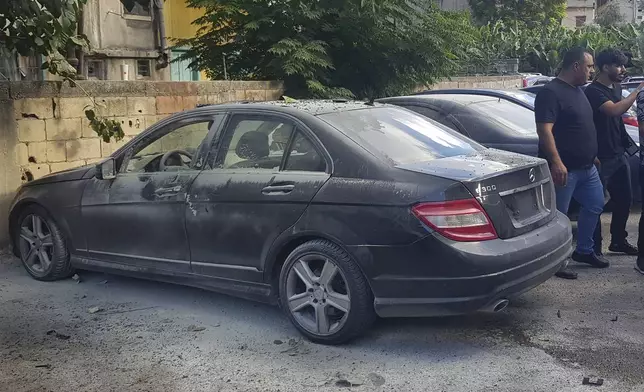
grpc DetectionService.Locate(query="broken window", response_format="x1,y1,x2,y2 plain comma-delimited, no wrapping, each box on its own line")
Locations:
136,59,151,78
87,60,105,80
122,0,151,17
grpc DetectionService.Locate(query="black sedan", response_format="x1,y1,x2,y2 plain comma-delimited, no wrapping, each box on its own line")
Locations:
380,90,641,203
8,101,572,344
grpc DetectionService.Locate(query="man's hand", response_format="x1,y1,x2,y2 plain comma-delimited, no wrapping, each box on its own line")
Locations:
551,161,568,187
594,157,601,167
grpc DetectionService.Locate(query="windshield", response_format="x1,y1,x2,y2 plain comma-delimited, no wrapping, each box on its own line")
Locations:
319,107,483,165
467,98,537,135
434,95,537,135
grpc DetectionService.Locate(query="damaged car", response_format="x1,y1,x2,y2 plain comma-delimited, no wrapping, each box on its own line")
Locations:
8,100,572,344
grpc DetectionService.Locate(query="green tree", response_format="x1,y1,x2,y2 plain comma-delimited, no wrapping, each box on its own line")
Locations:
176,0,477,99
595,2,625,27
468,0,566,27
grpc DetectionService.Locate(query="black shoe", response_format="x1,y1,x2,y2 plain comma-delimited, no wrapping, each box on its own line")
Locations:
572,251,610,269
609,242,638,255
555,267,578,280
636,259,644,275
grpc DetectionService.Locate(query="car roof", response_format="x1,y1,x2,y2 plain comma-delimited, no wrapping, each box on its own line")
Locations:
193,100,380,116
413,89,535,109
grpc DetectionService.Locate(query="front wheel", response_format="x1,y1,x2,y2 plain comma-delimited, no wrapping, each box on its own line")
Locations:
278,239,375,344
14,205,73,281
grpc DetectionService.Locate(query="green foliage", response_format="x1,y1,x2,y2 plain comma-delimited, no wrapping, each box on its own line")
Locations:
85,108,125,143
468,0,566,27
471,20,644,76
1,0,124,143
177,0,478,99
595,3,625,28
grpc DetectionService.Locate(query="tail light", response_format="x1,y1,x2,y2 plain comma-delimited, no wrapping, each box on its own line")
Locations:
623,116,638,127
522,78,528,88
412,199,498,242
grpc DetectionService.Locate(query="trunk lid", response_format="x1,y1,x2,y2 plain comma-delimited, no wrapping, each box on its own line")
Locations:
397,149,556,239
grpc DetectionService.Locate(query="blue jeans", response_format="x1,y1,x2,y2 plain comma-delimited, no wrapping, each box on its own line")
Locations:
554,165,604,255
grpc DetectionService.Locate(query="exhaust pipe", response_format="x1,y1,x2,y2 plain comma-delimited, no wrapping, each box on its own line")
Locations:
484,299,510,313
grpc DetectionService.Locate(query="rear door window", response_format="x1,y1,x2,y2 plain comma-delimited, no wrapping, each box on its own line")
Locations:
319,107,483,165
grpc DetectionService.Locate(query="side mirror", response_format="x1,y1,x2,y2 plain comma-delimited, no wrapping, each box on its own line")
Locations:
96,158,117,180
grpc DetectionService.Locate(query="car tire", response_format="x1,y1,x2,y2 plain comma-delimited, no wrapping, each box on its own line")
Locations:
14,205,73,281
278,239,376,345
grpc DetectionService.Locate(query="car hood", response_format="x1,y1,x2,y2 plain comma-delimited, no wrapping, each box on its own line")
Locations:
396,148,544,182
24,164,95,186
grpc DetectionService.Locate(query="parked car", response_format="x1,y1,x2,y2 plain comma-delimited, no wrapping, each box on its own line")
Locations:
399,89,641,203
523,83,639,127
8,101,572,344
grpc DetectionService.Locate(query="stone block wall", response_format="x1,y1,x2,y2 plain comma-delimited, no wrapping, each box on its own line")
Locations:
8,80,284,183
0,80,283,246
423,75,523,91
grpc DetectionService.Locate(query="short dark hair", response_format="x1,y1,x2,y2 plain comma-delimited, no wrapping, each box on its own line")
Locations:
596,48,628,72
561,47,590,70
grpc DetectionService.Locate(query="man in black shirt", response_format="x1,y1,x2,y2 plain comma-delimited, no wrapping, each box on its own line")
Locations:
535,47,609,280
585,48,643,257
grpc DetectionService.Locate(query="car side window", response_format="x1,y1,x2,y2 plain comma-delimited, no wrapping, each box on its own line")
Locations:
215,114,295,170
284,131,326,172
123,120,214,174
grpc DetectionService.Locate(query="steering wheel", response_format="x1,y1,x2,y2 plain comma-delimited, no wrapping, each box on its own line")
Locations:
159,149,193,171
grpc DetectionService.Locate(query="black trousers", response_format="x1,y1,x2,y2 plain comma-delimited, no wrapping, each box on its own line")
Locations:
638,165,644,253
594,155,632,252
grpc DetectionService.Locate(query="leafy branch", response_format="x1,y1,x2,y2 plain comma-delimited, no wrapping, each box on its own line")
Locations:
1,0,124,143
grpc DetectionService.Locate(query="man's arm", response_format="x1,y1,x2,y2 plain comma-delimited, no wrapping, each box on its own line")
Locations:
536,122,567,186
598,82,644,117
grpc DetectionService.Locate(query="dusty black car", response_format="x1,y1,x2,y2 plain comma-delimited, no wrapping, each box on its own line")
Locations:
8,101,572,344
380,91,641,204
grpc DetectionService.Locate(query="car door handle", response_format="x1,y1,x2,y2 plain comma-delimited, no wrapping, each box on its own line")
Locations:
261,184,295,195
155,185,182,197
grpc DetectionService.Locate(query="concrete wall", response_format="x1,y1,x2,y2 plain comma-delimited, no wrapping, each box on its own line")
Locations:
435,0,470,11
423,75,523,90
0,80,284,247
563,5,596,28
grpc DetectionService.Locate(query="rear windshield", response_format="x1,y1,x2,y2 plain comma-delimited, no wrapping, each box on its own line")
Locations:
319,107,483,165
437,95,537,135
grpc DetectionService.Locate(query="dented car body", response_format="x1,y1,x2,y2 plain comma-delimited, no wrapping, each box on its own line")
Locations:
8,101,572,343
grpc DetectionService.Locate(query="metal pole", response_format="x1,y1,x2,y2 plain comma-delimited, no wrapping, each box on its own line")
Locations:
223,54,228,80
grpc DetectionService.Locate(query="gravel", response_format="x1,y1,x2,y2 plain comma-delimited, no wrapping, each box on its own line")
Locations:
1,213,643,392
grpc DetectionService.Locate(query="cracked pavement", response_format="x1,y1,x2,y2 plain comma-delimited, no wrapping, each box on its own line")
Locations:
1,213,643,392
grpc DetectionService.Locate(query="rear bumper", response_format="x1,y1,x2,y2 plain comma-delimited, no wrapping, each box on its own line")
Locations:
360,212,572,318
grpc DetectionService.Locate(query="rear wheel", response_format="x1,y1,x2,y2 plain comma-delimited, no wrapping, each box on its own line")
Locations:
14,205,73,281
278,239,375,344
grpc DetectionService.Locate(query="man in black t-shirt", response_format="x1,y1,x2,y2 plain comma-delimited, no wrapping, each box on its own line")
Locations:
585,49,643,257
535,47,609,280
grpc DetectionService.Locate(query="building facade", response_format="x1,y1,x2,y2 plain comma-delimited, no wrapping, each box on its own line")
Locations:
597,0,641,23
563,0,596,27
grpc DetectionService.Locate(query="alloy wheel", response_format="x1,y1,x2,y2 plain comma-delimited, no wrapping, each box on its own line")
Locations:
285,255,351,336
19,214,55,276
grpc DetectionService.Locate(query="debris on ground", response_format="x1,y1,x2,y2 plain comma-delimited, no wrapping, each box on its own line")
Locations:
187,325,206,332
611,315,618,322
72,274,80,283
273,340,283,345
557,310,561,318
35,364,51,369
99,280,108,285
334,373,363,388
582,376,604,386
88,306,102,314
280,338,311,357
46,330,70,340
367,373,386,387
239,344,248,350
